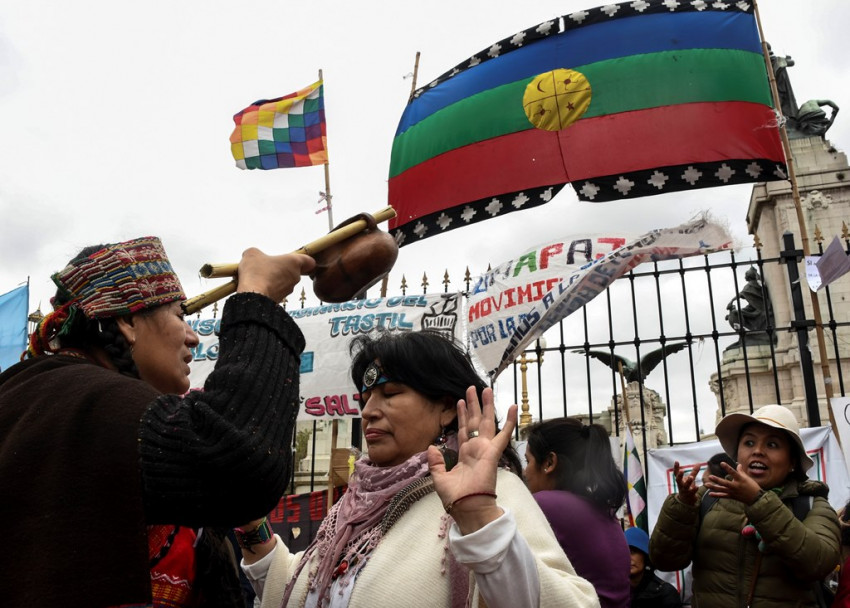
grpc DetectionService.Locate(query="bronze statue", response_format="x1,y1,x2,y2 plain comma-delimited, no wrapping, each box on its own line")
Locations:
725,267,776,348
767,43,840,139
795,99,840,137
573,342,688,384
769,45,798,120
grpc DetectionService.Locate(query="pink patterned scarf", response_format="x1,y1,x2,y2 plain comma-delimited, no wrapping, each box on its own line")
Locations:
280,448,432,607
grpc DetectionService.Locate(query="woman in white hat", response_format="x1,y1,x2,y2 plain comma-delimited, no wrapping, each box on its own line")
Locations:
649,404,840,607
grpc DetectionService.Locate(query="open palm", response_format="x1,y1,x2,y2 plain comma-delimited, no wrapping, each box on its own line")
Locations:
428,387,517,515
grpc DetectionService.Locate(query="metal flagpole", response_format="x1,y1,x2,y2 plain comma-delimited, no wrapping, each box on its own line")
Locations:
318,69,334,231
317,68,338,512
752,0,839,439
378,52,421,298
618,361,637,523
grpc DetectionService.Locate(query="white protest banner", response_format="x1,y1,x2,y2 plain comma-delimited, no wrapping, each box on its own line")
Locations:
645,426,850,594
830,396,850,473
467,214,733,379
645,426,850,529
188,293,463,421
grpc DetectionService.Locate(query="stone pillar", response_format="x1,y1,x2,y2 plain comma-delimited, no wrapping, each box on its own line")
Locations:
610,382,669,454
710,136,850,426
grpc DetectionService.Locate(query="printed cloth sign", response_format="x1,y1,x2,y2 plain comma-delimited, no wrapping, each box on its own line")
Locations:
467,214,732,379
188,293,462,420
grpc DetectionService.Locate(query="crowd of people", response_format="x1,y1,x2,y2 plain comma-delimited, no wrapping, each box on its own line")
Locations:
1,235,849,607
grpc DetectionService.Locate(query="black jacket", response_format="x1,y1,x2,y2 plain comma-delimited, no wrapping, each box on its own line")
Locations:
631,571,682,608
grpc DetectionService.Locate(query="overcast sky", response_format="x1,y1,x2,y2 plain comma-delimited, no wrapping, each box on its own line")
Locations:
2,1,848,435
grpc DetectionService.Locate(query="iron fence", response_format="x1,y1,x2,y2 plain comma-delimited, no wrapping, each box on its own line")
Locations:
291,232,850,491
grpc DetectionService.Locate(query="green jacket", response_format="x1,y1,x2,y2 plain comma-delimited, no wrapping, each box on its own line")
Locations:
649,480,840,607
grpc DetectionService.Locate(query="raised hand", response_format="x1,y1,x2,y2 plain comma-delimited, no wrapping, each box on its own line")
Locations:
427,386,518,535
673,461,701,506
704,461,762,505
236,249,315,303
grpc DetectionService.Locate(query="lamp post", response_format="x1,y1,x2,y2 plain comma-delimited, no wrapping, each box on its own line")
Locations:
518,338,546,433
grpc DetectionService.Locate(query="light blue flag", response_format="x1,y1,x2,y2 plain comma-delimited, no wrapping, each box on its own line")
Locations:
0,284,28,372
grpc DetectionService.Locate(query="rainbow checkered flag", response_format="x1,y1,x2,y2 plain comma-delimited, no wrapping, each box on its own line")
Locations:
230,80,327,170
624,426,648,532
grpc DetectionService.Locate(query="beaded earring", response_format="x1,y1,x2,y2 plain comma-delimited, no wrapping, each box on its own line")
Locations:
434,428,458,471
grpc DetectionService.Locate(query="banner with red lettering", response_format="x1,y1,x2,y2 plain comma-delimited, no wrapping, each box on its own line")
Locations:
467,214,733,379
268,487,346,553
188,293,463,420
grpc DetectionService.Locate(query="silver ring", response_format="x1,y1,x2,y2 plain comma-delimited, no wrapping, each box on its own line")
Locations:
467,430,480,439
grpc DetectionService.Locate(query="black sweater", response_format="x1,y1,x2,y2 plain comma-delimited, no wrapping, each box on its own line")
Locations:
0,292,303,607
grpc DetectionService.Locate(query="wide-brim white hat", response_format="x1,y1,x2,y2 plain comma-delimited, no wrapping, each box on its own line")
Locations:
715,404,813,473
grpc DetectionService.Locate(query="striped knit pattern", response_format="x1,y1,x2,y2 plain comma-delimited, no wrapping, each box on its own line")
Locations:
51,236,185,319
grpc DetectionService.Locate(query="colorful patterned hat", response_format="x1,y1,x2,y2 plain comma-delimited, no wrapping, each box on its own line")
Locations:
52,236,186,319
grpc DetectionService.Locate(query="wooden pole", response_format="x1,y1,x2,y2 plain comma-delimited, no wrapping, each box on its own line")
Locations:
323,162,333,231
618,361,634,525
319,69,333,231
182,206,397,314
379,50,421,299
408,51,421,102
618,362,631,428
753,1,839,440
326,419,339,514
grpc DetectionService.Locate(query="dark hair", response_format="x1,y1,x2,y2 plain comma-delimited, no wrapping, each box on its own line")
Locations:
525,417,626,517
707,452,736,478
738,422,808,483
349,330,522,475
43,244,140,379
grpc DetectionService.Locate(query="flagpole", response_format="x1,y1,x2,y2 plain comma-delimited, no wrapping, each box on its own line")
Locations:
315,68,340,511
323,162,333,231
618,361,634,526
753,0,839,438
379,52,421,299
618,361,631,431
318,69,334,231
407,51,421,102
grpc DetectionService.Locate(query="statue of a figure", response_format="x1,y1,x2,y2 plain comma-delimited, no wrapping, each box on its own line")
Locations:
725,267,776,348
795,99,840,137
767,44,840,139
769,45,798,119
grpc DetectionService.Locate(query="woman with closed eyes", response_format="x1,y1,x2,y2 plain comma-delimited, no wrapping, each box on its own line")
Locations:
237,330,600,608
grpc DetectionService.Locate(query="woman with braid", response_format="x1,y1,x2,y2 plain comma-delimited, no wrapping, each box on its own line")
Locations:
0,237,314,607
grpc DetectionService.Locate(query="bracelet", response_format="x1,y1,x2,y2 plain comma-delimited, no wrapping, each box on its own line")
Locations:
444,491,497,514
234,517,274,553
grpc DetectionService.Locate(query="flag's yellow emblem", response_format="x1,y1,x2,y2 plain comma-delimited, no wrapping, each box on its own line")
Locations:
523,68,591,131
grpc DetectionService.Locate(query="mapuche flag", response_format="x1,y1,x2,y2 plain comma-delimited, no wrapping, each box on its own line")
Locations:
388,1,787,246
230,80,327,170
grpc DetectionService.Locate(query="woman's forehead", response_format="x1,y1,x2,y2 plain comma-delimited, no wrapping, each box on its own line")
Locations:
740,422,789,442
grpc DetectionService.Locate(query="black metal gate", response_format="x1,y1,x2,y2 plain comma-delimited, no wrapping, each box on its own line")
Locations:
291,232,850,491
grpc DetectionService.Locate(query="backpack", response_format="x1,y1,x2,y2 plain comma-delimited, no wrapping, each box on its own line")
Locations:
700,492,836,607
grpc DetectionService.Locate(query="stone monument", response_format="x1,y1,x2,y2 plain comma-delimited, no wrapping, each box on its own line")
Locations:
709,44,847,428
768,44,840,139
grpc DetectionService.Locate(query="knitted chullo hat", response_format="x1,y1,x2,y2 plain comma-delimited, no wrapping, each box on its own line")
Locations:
51,236,185,318
27,237,185,357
